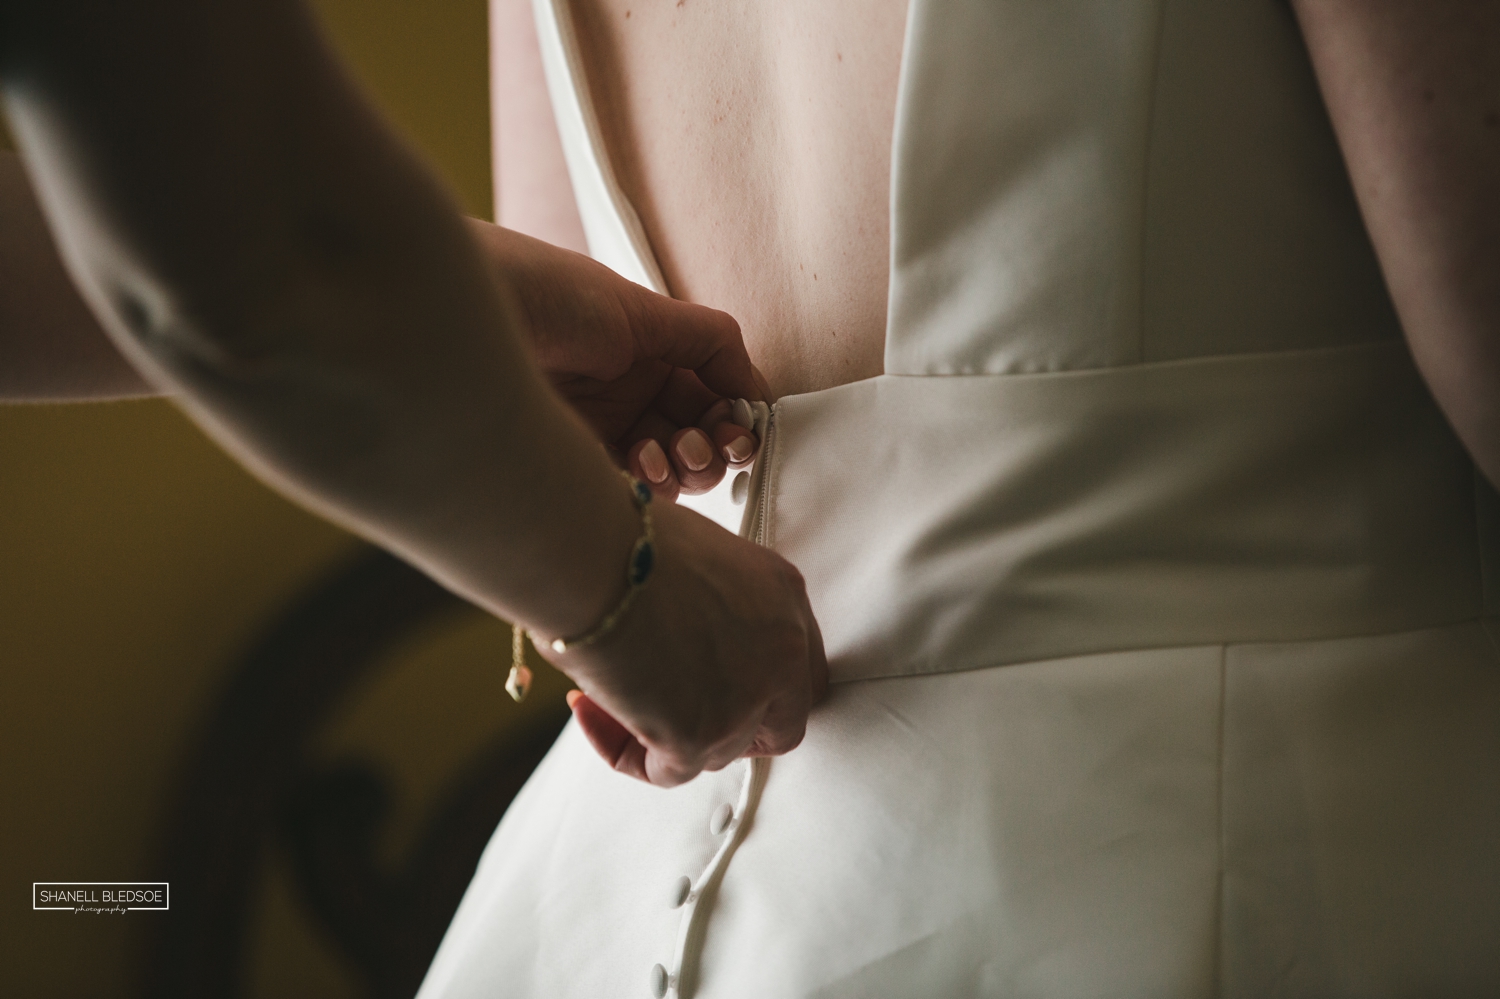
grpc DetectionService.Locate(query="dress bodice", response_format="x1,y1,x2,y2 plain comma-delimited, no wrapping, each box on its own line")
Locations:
540,0,1400,369
418,10,1500,997
535,0,1497,684
888,0,1401,374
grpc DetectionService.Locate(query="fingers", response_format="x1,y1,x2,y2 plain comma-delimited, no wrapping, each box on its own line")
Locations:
625,427,725,496
669,427,725,493
627,291,763,403
711,420,758,468
622,394,755,496
698,400,759,466
745,625,826,759
569,690,652,782
627,437,679,501
745,569,828,758
617,368,758,489
651,370,758,471
743,693,809,758
653,367,726,429
751,364,775,405
569,690,703,787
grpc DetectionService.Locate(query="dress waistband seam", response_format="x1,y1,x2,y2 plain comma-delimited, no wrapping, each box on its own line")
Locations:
828,611,1499,687
875,337,1408,383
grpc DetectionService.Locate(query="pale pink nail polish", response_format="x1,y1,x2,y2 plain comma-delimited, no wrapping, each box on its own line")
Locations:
677,431,713,472
639,439,671,482
724,436,755,463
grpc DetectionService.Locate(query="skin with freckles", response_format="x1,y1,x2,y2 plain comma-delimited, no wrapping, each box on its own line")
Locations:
575,0,907,399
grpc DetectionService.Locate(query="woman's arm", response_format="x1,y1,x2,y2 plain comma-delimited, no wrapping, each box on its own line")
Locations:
0,147,152,399
0,0,822,785
1,0,638,639
1292,0,1500,485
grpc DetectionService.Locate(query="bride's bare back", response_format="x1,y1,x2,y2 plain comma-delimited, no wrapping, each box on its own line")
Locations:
492,0,908,397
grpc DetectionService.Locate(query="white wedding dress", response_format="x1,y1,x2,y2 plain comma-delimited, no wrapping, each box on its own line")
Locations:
418,1,1500,996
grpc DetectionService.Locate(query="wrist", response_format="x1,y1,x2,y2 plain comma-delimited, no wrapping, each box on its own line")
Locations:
510,472,655,701
520,459,649,642
533,473,655,651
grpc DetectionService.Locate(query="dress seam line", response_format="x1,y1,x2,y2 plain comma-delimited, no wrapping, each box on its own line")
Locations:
1213,642,1227,999
877,337,1407,382
824,611,1499,687
1136,0,1170,365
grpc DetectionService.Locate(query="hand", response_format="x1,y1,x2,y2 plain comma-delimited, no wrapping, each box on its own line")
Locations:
547,501,829,787
467,220,768,500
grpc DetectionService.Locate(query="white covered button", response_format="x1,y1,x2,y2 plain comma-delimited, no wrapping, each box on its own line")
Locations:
731,470,750,505
649,963,669,998
710,803,734,836
670,875,691,909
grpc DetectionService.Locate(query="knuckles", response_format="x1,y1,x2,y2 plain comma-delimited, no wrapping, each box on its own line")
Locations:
759,717,808,756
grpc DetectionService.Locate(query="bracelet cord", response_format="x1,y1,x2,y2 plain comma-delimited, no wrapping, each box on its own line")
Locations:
506,472,655,703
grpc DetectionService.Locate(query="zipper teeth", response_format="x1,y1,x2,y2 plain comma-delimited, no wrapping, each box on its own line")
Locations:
754,407,776,548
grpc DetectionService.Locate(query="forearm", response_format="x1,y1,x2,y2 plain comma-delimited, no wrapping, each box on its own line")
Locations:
0,148,152,399
1292,0,1500,485
0,0,637,637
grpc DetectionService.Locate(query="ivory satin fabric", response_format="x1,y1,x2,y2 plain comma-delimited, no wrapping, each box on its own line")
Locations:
418,1,1500,996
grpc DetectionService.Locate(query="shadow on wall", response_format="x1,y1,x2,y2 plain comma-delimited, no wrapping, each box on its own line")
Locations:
0,2,570,996
141,548,571,999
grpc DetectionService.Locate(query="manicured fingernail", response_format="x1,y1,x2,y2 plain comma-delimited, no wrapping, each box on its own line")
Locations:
677,430,713,471
639,439,670,483
566,690,582,709
731,398,754,430
724,435,755,463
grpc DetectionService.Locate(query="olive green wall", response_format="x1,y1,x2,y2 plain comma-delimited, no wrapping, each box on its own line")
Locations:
309,0,493,222
0,3,505,995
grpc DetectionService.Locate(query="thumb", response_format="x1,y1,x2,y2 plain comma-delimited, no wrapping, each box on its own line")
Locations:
627,289,765,402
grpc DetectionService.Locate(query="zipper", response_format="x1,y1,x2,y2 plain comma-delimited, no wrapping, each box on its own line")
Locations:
739,402,776,547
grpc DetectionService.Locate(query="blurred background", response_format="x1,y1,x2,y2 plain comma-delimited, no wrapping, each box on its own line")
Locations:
0,2,571,996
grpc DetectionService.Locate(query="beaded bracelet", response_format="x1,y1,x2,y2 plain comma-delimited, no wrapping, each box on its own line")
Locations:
506,472,655,703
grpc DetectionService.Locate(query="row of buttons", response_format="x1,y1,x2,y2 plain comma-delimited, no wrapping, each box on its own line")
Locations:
647,403,767,998
647,802,740,997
